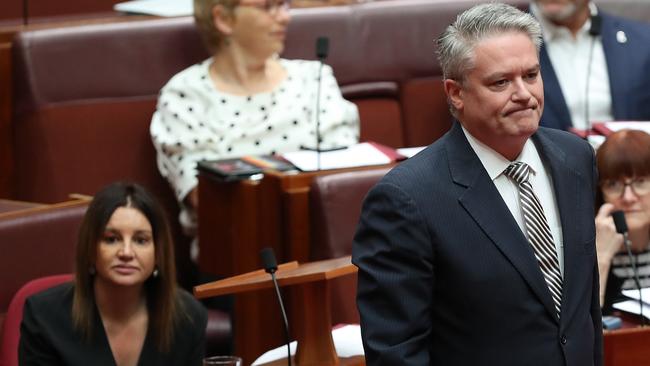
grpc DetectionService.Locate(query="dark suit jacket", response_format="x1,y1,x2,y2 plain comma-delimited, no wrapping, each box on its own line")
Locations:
19,282,207,366
540,11,650,130
353,122,603,365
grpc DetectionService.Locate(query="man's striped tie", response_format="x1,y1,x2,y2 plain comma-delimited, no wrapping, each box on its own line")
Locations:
505,161,563,318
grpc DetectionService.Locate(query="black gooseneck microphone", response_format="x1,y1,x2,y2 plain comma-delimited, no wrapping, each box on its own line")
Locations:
584,4,602,136
612,210,646,326
314,36,329,171
260,247,292,366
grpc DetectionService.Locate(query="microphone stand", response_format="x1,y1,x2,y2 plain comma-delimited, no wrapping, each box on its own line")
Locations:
622,232,646,326
260,248,292,366
315,59,324,171
584,37,596,139
584,10,601,139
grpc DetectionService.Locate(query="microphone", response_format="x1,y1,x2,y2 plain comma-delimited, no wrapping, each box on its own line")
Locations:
612,210,646,326
589,13,602,36
260,247,292,366
314,36,329,170
316,36,329,60
612,210,627,234
584,5,601,136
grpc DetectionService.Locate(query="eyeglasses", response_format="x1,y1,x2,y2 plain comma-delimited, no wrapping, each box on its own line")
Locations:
601,177,650,199
238,0,290,16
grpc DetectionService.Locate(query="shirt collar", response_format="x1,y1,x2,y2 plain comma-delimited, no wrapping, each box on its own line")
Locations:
530,2,593,42
461,125,540,181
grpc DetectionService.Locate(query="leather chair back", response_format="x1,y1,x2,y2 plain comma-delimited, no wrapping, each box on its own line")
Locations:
309,167,390,325
0,274,73,366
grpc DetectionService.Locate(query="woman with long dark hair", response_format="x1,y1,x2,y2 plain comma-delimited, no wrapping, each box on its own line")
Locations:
19,182,207,365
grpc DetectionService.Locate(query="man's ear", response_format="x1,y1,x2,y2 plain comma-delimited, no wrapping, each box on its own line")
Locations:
212,4,234,35
444,78,464,112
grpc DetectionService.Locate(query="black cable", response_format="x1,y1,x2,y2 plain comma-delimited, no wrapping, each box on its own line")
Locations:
315,60,324,171
584,36,596,137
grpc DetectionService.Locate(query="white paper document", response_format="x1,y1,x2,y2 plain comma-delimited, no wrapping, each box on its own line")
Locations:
282,142,391,172
612,299,650,320
622,287,650,305
397,146,426,158
600,121,650,134
251,324,364,365
114,0,192,17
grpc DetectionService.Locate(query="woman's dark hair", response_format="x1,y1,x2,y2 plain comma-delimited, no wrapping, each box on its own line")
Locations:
597,129,650,183
595,130,650,206
72,182,181,352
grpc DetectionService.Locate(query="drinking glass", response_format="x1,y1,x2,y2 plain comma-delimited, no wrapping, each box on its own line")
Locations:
203,355,243,366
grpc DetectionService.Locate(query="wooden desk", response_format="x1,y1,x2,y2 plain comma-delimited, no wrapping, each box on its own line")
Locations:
0,198,43,215
197,164,390,364
604,312,650,366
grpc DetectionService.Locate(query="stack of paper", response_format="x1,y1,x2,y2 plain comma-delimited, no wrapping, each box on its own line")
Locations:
282,142,393,172
613,288,650,320
251,324,364,365
114,0,193,17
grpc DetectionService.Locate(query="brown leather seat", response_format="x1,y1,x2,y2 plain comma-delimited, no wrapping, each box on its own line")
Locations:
309,167,391,325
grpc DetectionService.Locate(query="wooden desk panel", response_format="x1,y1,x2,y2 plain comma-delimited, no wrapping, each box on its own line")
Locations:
604,312,650,366
198,165,390,364
0,198,42,214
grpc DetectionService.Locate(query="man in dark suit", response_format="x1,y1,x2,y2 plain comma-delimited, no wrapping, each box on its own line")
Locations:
353,3,603,365
532,0,650,130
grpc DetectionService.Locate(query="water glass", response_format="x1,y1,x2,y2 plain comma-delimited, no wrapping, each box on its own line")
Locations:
203,355,243,366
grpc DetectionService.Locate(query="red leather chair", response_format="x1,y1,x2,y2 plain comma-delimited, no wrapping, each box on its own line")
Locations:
309,167,391,325
0,274,73,366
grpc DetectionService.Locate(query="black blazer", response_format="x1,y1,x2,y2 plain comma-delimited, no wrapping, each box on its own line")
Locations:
19,283,207,366
353,122,603,365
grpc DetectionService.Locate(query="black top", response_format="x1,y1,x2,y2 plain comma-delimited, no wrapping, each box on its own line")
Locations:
603,248,650,314
19,282,207,366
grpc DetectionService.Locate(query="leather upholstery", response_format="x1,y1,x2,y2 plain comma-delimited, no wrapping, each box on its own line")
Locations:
0,201,87,323
309,168,390,325
1,274,73,366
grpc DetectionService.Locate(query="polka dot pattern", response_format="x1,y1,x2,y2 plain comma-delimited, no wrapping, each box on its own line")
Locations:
150,58,360,229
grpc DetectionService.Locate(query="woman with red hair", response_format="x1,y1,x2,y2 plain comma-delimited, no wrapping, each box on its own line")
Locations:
595,129,650,312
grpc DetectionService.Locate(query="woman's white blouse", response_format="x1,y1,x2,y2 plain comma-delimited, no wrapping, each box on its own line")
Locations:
150,58,359,233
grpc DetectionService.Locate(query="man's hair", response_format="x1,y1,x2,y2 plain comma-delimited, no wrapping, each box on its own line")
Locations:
436,3,543,83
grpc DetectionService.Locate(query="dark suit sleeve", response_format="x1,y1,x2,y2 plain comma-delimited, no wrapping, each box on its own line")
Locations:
19,298,62,366
352,182,433,366
589,147,604,366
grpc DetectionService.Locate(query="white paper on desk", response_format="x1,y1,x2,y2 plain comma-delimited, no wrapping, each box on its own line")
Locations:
251,324,364,365
282,142,391,172
397,146,426,158
622,287,650,305
601,121,650,134
612,299,650,320
114,0,192,17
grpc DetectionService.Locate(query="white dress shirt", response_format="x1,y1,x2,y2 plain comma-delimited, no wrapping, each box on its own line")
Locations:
531,3,613,130
462,126,565,276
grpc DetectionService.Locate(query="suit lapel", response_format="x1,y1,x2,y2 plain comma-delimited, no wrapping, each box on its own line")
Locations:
445,123,560,322
532,130,583,324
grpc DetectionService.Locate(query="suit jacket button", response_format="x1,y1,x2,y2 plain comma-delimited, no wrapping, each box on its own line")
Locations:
561,335,567,345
